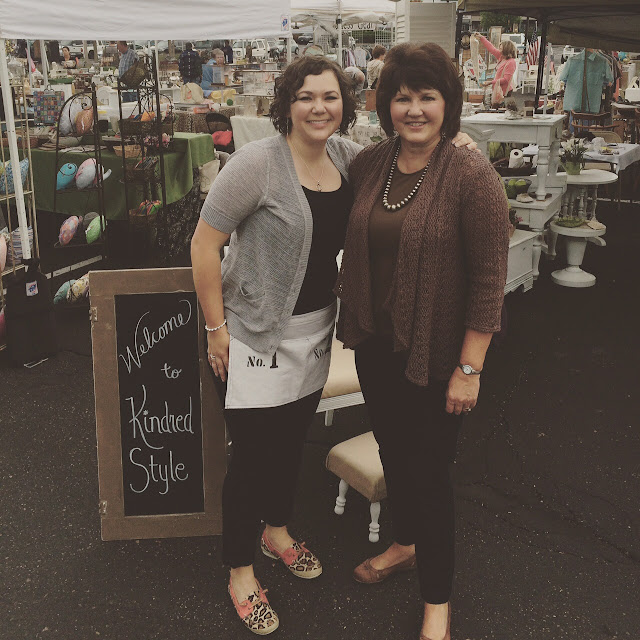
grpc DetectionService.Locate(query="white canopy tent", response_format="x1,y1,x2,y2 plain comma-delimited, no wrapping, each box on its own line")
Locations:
291,0,396,66
0,0,291,260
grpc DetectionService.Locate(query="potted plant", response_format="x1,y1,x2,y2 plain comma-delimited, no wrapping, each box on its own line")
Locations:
504,99,520,120
560,137,589,175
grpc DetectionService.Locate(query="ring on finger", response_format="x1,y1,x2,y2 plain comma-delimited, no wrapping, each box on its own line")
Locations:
463,407,472,412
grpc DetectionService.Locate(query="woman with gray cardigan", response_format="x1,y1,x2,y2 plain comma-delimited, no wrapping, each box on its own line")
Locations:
191,56,360,635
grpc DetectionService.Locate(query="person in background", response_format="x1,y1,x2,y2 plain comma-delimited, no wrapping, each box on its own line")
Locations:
47,40,62,65
211,48,226,66
344,66,366,92
335,42,509,640
245,42,253,63
117,41,137,77
367,45,386,89
223,40,234,64
473,33,517,106
61,46,76,69
179,42,202,84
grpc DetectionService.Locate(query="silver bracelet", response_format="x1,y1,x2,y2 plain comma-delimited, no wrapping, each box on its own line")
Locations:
205,319,227,332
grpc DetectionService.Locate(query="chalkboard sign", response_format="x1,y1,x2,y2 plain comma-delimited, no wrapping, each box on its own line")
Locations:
90,268,225,541
115,292,203,516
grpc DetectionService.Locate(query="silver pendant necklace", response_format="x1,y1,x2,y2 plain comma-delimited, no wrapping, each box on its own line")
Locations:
382,140,441,212
289,137,326,192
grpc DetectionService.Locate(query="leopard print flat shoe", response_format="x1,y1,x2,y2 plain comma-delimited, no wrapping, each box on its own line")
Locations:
261,531,323,579
228,578,279,636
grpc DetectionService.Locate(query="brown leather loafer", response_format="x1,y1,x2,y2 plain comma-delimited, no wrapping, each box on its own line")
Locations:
353,554,417,584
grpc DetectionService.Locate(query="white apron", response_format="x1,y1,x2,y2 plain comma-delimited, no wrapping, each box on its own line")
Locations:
225,302,336,410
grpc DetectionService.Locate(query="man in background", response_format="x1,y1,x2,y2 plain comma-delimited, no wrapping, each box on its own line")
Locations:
179,42,202,84
344,66,365,92
117,41,137,76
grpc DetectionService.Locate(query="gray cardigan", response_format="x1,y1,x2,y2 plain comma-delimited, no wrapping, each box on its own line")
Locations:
200,133,362,355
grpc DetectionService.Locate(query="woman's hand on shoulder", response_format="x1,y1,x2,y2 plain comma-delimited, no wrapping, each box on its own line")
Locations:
452,131,479,152
207,326,230,382
445,367,480,415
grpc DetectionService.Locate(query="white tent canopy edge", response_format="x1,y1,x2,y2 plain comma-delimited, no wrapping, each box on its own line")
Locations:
0,0,292,40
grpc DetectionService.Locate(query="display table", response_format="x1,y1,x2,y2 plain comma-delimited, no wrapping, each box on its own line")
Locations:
230,115,278,149
558,169,619,220
584,142,640,173
31,133,215,220
461,113,567,280
348,120,386,146
550,221,607,288
461,113,566,200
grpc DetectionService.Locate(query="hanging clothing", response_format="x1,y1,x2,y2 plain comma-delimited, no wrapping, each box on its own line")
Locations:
557,50,613,113
354,47,368,68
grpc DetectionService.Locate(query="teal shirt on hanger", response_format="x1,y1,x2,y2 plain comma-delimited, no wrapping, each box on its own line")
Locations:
558,50,613,113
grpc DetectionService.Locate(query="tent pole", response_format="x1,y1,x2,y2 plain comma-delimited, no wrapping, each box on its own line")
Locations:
287,34,292,64
337,1,343,67
534,16,548,110
154,41,160,82
455,11,464,70
0,39,31,260
40,39,48,86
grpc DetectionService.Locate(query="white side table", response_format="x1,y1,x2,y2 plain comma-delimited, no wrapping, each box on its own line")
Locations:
550,221,607,288
558,169,619,220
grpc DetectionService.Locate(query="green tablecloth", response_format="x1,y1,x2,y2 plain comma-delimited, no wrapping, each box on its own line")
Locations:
31,133,215,220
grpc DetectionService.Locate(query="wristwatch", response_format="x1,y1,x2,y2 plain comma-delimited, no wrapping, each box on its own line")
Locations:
458,363,482,375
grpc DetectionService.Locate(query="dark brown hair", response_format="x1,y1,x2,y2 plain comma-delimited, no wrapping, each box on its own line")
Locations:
376,43,462,139
372,45,386,60
269,56,358,135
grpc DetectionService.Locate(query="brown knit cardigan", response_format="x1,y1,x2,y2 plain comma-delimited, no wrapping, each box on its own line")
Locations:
335,136,509,386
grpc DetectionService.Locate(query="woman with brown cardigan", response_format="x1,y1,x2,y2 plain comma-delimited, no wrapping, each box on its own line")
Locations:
335,43,509,640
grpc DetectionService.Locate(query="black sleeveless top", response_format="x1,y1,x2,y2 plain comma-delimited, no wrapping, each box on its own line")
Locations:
293,175,354,315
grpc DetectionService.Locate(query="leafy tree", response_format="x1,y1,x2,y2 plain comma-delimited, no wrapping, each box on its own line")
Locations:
480,12,522,33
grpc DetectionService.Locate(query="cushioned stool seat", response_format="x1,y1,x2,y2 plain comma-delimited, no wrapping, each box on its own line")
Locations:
317,337,365,426
325,431,386,542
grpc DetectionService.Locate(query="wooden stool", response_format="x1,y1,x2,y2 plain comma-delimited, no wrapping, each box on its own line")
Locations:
325,431,386,542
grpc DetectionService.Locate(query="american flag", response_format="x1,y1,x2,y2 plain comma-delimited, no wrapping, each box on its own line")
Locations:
526,29,539,67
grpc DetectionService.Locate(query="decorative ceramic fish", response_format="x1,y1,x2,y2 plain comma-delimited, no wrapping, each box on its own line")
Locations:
56,162,78,190
0,158,29,195
85,216,102,244
58,215,83,246
75,159,111,189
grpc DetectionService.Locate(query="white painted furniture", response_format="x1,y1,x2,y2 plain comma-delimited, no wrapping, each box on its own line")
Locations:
505,229,538,294
550,221,607,288
461,113,567,279
316,337,364,427
461,113,566,200
558,169,618,220
326,431,386,543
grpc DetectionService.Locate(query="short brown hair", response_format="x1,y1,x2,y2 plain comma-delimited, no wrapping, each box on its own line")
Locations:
500,40,517,59
372,45,386,59
269,56,358,135
376,43,462,139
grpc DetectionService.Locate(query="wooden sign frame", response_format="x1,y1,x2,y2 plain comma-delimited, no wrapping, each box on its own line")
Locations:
90,267,225,541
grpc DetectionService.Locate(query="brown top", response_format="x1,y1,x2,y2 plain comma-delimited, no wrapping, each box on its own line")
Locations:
368,169,418,335
335,136,510,386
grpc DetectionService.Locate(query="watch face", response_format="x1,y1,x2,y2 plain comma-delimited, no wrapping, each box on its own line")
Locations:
462,364,473,374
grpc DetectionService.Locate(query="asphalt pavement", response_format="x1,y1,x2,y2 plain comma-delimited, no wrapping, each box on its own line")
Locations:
2,200,638,640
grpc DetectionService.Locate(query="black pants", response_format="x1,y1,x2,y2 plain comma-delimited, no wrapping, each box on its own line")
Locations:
355,336,462,604
219,387,323,568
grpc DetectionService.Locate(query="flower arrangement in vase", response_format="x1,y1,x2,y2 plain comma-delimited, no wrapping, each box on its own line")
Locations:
504,99,521,120
560,137,589,175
